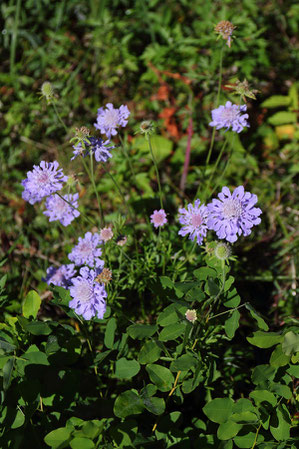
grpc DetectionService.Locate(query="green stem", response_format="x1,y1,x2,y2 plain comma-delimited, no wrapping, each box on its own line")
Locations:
147,134,163,209
119,135,138,188
80,155,104,228
51,101,68,133
204,45,224,168
208,303,246,321
250,423,262,449
202,137,228,200
10,0,21,76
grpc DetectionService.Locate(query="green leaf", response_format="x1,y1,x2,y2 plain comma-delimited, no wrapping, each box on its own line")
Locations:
224,310,240,339
268,111,296,125
0,338,15,353
158,323,186,342
70,438,95,449
104,318,117,349
18,316,52,335
270,383,292,399
11,409,25,429
252,365,276,386
245,304,269,331
113,390,144,418
270,345,291,367
230,412,257,423
234,432,264,448
157,303,182,326
138,340,161,364
233,398,256,414
146,364,174,392
127,324,157,339
217,420,242,440
286,364,299,378
282,331,299,356
115,358,140,379
3,357,15,391
223,288,241,308
203,398,234,424
261,95,291,108
194,267,217,280
143,396,165,415
82,421,101,439
270,404,291,441
249,390,277,407
160,276,174,290
170,354,197,372
23,290,41,319
247,331,283,348
44,427,72,448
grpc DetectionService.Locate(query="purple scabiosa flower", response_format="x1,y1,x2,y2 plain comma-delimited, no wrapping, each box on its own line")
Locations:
150,209,168,228
207,186,262,243
178,200,208,245
94,103,130,139
43,264,76,288
43,193,80,227
68,232,104,268
69,267,107,320
21,161,68,205
209,101,249,133
71,137,114,163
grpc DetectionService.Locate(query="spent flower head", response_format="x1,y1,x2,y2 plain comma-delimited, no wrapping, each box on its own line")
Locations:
99,227,114,242
207,186,262,243
96,268,112,285
178,200,208,245
69,267,107,320
150,209,168,228
116,235,127,246
138,120,156,140
43,193,80,227
209,101,249,133
21,160,68,205
94,103,130,139
214,20,236,48
185,309,197,324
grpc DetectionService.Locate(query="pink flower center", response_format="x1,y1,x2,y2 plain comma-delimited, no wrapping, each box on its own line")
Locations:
37,172,50,185
76,281,92,304
154,213,164,224
79,242,93,256
220,108,238,122
191,213,202,227
103,109,119,127
222,199,242,219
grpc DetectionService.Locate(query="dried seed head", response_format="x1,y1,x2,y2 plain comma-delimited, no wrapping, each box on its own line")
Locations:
225,79,260,102
214,20,236,47
139,120,155,139
96,268,112,285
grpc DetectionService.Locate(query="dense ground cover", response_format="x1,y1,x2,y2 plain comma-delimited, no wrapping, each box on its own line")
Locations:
0,1,298,448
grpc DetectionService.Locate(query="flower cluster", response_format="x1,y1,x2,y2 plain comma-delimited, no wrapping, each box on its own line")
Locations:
44,193,80,227
178,186,262,245
21,161,68,205
71,137,115,163
68,232,104,268
94,103,130,139
150,209,168,228
209,101,249,133
69,267,107,320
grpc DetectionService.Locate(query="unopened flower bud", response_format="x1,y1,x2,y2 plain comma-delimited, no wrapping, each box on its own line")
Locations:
214,242,231,261
41,82,55,102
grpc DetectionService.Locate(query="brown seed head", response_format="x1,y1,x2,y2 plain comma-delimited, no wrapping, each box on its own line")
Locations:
214,21,236,47
96,268,112,285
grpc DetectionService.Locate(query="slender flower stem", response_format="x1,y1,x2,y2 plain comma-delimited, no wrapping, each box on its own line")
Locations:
202,137,228,200
204,45,224,169
147,134,163,209
51,101,68,133
180,94,193,192
10,0,21,76
208,303,246,321
55,192,96,226
119,135,138,187
80,155,104,228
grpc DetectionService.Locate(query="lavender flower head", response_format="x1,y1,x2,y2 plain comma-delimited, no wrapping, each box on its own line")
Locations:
21,161,68,205
94,103,130,139
43,264,76,288
43,193,80,226
178,200,208,245
207,186,262,243
150,209,168,228
209,101,249,133
69,267,107,320
68,232,104,268
71,137,115,163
